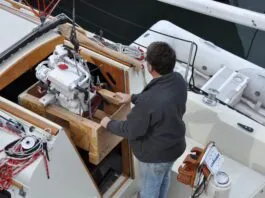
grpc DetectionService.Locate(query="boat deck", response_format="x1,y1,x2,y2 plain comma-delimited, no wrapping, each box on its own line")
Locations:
171,137,265,197
0,9,36,54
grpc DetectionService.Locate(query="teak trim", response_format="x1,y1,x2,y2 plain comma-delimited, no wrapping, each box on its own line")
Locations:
59,23,142,69
0,35,64,90
0,98,58,135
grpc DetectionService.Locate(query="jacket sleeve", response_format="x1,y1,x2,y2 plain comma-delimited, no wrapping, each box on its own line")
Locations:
131,93,140,104
106,98,151,141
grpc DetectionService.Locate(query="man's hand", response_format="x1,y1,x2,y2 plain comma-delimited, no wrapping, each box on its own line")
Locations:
100,117,111,128
114,92,131,104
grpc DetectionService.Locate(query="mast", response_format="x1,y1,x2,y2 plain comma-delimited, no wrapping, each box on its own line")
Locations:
158,0,265,31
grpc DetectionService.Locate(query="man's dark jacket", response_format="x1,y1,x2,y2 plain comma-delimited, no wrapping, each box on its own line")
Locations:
107,72,187,163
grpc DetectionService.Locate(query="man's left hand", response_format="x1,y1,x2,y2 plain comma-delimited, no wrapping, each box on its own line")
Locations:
100,117,111,128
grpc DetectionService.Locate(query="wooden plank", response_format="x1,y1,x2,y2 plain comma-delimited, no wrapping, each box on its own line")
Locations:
5,0,35,12
93,109,109,120
121,140,131,177
104,103,119,115
4,0,22,10
18,83,131,165
68,41,131,68
96,61,127,93
18,92,46,117
110,104,130,120
45,113,70,137
121,72,133,177
19,90,94,151
125,71,130,94
90,104,130,164
0,98,58,135
68,120,92,152
91,126,123,165
0,35,64,90
98,89,121,105
64,41,129,93
45,104,101,152
59,23,142,69
46,104,99,128
2,0,54,24
19,91,96,154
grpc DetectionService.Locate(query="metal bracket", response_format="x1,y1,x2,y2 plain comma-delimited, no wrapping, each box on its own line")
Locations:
202,88,219,106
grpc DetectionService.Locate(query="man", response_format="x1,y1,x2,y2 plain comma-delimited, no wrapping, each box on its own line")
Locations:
100,41,187,198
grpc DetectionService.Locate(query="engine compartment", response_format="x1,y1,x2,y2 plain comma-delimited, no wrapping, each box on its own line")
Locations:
0,41,133,196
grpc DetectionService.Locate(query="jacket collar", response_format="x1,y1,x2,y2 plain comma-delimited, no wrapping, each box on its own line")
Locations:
143,72,176,92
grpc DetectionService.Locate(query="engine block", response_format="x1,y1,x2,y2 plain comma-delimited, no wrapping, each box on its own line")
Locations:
35,45,96,116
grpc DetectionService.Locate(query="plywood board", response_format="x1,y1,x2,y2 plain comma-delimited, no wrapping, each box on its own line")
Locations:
18,83,130,165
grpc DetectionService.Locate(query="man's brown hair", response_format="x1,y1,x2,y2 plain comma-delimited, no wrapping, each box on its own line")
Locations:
146,42,176,75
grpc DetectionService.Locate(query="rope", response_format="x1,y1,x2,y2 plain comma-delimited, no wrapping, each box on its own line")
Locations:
0,123,50,190
0,165,12,191
116,44,144,60
22,0,61,24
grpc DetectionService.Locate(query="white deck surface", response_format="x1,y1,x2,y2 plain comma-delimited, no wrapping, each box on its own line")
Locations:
172,137,265,197
0,9,36,54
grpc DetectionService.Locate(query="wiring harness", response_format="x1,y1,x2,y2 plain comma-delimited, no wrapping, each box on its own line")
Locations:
0,116,50,191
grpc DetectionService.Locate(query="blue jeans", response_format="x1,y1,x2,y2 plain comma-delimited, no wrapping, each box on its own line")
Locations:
139,161,174,198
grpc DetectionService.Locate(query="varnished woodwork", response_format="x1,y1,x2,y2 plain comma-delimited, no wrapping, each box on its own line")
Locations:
59,23,143,69
18,83,130,165
0,35,64,90
0,97,58,135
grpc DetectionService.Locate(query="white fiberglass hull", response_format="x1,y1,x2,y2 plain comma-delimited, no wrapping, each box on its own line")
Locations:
157,0,265,31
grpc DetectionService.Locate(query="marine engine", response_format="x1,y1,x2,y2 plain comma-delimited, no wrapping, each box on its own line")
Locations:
35,45,98,116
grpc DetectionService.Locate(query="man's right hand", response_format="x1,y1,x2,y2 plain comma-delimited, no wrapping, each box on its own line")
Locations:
114,92,131,104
